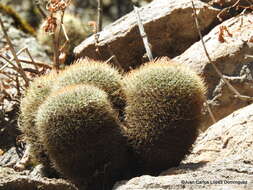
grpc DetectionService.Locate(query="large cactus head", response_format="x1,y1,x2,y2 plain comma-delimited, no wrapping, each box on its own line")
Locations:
123,58,206,174
36,84,128,189
18,72,57,165
53,58,126,119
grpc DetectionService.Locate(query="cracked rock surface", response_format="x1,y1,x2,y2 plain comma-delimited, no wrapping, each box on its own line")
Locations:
174,13,253,129
74,0,219,70
113,104,253,190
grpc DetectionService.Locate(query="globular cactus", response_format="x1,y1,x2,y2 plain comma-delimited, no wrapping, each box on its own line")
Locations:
53,58,126,119
36,84,128,189
18,72,57,166
122,58,206,174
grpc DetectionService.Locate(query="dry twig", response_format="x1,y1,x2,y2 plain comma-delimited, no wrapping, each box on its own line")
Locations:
0,17,29,86
42,0,71,71
97,0,103,33
134,6,154,61
191,1,253,101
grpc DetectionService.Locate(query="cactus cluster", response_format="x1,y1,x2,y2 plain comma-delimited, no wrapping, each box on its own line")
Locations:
19,57,206,188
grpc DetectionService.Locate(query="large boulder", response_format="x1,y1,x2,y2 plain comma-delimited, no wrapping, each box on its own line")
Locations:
113,103,253,190
74,0,219,70
174,13,253,129
184,103,253,164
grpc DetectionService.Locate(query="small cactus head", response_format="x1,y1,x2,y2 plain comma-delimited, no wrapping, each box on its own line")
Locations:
36,84,128,189
18,72,58,165
123,58,206,174
53,58,126,119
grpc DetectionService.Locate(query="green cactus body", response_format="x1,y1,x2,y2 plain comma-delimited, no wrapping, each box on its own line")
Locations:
19,72,57,165
123,58,206,174
53,58,126,119
36,84,128,189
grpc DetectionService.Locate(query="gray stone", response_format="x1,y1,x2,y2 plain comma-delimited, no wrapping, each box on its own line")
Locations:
0,166,77,190
0,147,20,168
0,11,51,65
173,13,253,129
74,0,219,70
113,104,253,190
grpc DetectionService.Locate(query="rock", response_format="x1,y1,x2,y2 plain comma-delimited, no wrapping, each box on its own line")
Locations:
0,9,51,65
114,160,253,189
173,13,253,129
184,103,253,164
203,0,252,7
0,166,77,190
0,147,20,168
74,0,219,70
113,104,253,190
0,0,41,28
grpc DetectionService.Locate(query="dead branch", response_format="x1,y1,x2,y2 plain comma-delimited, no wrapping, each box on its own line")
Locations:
0,47,28,71
35,0,48,18
191,1,253,102
0,55,30,80
134,6,154,61
18,59,52,69
0,17,29,86
24,48,38,71
204,101,216,123
97,0,103,33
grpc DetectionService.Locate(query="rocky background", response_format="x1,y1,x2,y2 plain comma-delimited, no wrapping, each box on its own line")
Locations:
0,0,253,189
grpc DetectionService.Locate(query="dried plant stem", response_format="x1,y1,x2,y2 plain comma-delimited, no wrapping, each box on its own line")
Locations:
15,75,21,97
25,48,38,71
35,0,48,18
0,71,16,81
191,1,253,102
52,33,60,71
0,17,29,86
18,59,51,69
95,0,121,70
94,0,102,46
61,23,69,42
0,47,27,71
104,55,114,64
134,6,154,61
204,102,216,123
59,16,70,57
97,0,103,33
0,55,29,79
